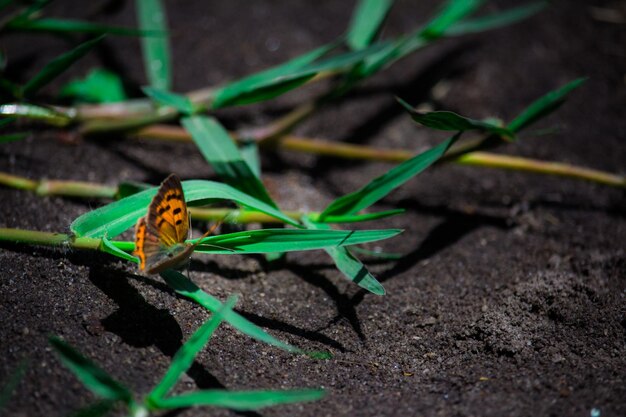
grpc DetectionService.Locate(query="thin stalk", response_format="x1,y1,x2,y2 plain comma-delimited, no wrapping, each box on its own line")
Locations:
0,172,118,198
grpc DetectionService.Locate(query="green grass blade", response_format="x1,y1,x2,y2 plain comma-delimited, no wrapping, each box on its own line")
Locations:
148,296,238,402
320,134,459,219
152,389,324,410
61,68,126,103
420,0,484,40
21,35,104,98
0,103,72,126
350,246,403,260
311,208,405,223
0,132,29,143
446,2,546,36
182,116,277,207
160,270,315,356
302,217,385,295
70,179,300,238
239,140,261,178
192,228,403,254
100,236,138,263
347,0,394,50
49,336,132,402
211,42,336,108
6,17,151,36
135,0,171,90
508,77,587,133
0,359,28,410
142,87,194,114
397,97,515,139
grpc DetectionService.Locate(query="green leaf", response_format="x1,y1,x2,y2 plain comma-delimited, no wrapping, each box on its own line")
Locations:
149,296,238,401
420,0,484,40
21,35,105,98
239,140,261,178
160,270,314,355
0,132,29,143
6,17,152,36
347,0,394,50
49,336,132,403
142,86,194,114
182,116,277,207
152,389,325,410
135,0,171,90
61,68,126,103
70,179,301,238
211,42,391,108
397,97,515,139
446,2,546,36
192,228,403,254
0,359,28,410
100,236,138,263
508,77,587,133
302,217,385,295
0,103,72,126
320,134,459,219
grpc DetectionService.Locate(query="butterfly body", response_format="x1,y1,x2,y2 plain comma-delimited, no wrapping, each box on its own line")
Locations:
134,174,195,274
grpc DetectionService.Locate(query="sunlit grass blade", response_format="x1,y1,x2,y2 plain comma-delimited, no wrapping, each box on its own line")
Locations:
160,270,320,356
5,17,152,36
320,134,459,219
135,0,171,90
61,68,126,103
508,77,587,133
0,359,28,410
302,217,385,295
0,103,72,126
310,208,405,223
70,179,301,238
211,42,336,108
446,2,546,36
49,336,132,403
397,97,515,140
182,116,277,207
148,296,238,402
100,236,137,263
143,87,194,114
152,389,325,410
192,228,403,254
420,0,484,40
21,35,104,98
212,42,391,108
240,140,261,178
347,0,394,50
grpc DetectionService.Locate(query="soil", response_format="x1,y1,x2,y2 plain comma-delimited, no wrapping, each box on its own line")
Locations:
1,0,624,416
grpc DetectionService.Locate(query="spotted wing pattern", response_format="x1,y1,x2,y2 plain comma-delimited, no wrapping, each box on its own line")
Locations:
133,174,192,274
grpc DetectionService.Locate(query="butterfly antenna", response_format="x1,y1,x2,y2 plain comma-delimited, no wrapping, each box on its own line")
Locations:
191,214,230,249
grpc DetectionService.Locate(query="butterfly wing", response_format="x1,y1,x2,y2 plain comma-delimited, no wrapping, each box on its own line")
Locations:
134,216,164,271
146,173,189,247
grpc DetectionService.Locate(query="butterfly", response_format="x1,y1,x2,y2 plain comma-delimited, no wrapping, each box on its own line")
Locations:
133,174,216,274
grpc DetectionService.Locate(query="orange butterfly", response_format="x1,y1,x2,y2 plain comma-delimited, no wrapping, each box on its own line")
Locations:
133,174,216,274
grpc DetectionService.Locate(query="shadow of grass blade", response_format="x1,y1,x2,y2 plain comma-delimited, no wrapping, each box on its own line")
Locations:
193,228,402,254
70,180,300,238
302,217,385,295
66,400,117,417
160,270,314,356
347,0,394,50
152,389,325,410
21,35,105,98
319,134,459,220
182,116,277,207
49,336,132,403
446,2,547,36
508,77,587,133
135,0,170,90
148,296,238,402
397,97,514,139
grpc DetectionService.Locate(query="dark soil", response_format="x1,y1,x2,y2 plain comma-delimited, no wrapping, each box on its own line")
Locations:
1,1,625,416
